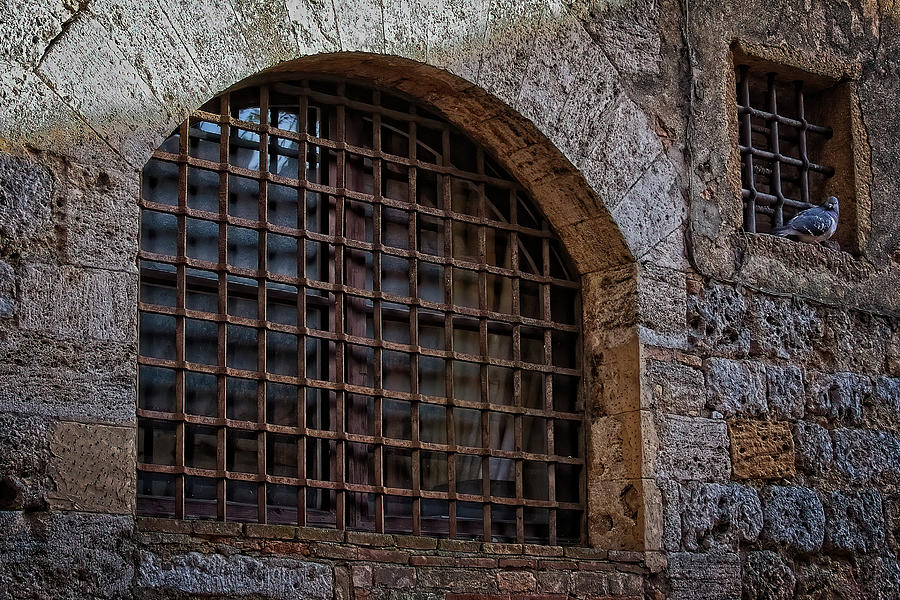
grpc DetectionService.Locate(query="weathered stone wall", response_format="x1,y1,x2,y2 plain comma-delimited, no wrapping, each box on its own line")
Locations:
1,0,899,598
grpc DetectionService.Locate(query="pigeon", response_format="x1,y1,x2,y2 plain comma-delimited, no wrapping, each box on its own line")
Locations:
771,196,839,243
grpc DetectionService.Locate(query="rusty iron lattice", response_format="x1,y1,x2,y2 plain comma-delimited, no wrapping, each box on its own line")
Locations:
736,65,835,233
136,79,585,545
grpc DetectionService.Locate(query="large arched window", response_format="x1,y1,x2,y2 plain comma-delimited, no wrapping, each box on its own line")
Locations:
136,77,584,545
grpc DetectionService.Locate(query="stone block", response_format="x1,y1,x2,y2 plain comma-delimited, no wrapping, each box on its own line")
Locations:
587,479,644,551
704,358,767,417
637,264,687,348
807,372,871,424
416,567,496,593
0,512,134,599
137,551,333,599
728,419,795,480
373,565,415,588
793,421,833,477
874,376,900,415
35,13,173,165
679,482,762,551
48,421,135,514
19,263,137,343
747,294,822,361
822,489,886,554
0,152,53,251
496,571,536,593
795,558,861,600
655,415,730,481
0,332,136,422
766,365,805,419
686,283,749,357
832,428,900,484
667,552,740,600
0,412,50,510
760,486,825,553
858,553,900,600
0,259,13,318
643,358,705,416
742,551,796,600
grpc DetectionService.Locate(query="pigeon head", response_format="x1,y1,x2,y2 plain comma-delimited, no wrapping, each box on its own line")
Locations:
823,196,839,213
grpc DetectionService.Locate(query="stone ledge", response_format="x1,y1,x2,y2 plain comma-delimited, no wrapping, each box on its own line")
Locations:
134,517,649,573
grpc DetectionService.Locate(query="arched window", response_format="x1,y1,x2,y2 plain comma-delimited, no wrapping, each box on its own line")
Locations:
136,78,584,545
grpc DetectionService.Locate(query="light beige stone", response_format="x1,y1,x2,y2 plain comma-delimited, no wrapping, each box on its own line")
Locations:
49,421,135,514
729,419,796,480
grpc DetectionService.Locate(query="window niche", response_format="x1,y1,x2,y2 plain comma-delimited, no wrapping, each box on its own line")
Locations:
732,47,863,254
135,77,586,546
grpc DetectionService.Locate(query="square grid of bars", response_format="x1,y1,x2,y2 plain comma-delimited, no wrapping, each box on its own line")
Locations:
736,65,835,233
136,79,585,545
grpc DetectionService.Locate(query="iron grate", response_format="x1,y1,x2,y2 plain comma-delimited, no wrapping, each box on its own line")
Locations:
136,78,585,545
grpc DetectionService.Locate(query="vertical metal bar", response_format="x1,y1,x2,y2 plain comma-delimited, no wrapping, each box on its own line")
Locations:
334,87,347,531
767,73,785,228
257,85,270,524
509,189,524,544
372,90,385,534
739,66,757,233
407,107,422,537
541,226,556,545
441,127,457,539
796,80,810,206
475,148,491,542
297,89,309,528
174,118,189,520
217,92,231,522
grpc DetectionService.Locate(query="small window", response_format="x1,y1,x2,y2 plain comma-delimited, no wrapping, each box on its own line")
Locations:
734,52,860,252
136,77,585,545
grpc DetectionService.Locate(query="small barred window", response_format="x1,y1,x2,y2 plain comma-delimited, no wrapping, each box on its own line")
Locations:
136,78,585,545
736,64,836,234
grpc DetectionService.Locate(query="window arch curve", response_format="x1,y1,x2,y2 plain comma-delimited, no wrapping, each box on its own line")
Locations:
137,77,584,545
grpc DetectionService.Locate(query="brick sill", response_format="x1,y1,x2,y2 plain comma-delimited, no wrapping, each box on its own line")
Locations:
136,517,645,572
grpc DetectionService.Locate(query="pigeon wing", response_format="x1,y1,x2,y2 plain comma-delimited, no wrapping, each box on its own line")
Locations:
786,208,833,237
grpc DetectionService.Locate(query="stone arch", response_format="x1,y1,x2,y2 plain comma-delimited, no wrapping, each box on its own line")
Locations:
2,4,667,550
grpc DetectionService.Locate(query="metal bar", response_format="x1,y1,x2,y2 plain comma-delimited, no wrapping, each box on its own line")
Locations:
766,74,785,228
739,66,757,232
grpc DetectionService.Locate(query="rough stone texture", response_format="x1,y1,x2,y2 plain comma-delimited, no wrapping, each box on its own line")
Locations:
0,259,14,318
793,420,834,477
19,264,137,344
643,358,705,416
742,551,796,600
858,553,900,600
761,486,826,554
0,153,53,252
729,419,796,480
0,512,134,599
668,552,741,600
48,421,135,514
0,332,136,422
795,558,862,600
766,365,805,420
138,551,333,599
687,284,749,358
822,489,886,554
655,415,731,481
679,482,762,551
831,429,900,485
807,372,872,425
0,413,51,510
705,358,768,417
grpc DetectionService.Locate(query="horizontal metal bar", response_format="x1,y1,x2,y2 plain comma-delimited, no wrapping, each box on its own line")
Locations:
137,462,583,509
737,105,832,136
738,145,834,176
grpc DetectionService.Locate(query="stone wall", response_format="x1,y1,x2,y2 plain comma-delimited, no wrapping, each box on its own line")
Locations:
1,0,899,598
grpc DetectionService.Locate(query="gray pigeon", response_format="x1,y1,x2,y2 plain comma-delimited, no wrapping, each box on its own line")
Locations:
772,196,839,243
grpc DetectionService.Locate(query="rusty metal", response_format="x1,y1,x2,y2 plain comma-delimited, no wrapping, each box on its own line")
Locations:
736,65,835,233
137,78,584,545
